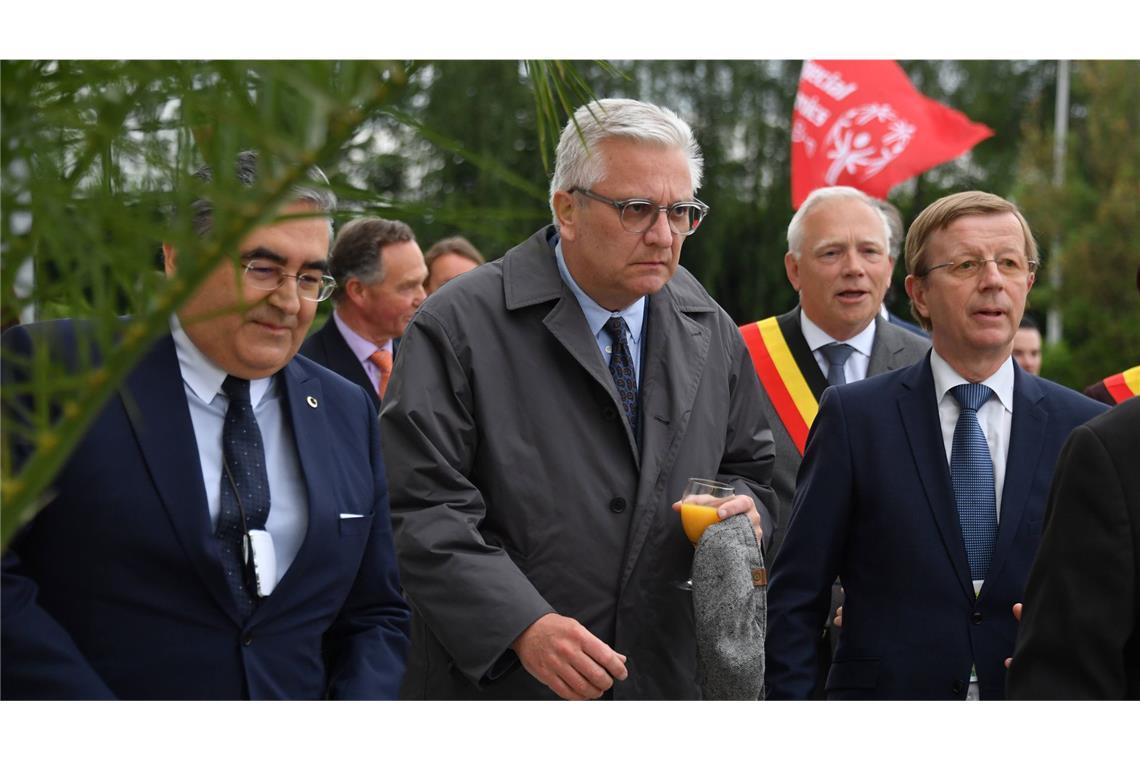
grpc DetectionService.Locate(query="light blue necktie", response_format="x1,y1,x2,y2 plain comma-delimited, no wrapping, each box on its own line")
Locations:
819,342,855,386
949,383,997,581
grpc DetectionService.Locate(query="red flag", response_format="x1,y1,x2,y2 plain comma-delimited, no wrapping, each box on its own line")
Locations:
791,60,993,208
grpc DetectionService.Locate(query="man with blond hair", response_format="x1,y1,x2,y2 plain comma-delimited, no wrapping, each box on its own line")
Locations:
766,190,1105,700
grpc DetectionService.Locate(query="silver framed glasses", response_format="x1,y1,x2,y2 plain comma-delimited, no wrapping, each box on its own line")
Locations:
243,259,337,302
919,255,1040,282
572,187,709,236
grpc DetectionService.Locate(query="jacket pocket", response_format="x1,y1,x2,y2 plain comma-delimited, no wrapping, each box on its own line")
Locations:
825,657,880,691
337,512,374,536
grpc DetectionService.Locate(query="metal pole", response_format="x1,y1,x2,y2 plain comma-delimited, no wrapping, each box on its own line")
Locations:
1046,60,1070,346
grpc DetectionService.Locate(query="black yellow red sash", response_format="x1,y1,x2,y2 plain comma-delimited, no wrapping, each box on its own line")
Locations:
740,318,819,455
1104,365,1140,403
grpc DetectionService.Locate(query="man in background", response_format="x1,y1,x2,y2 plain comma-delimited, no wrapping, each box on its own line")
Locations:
424,235,484,295
300,217,426,409
1012,315,1043,375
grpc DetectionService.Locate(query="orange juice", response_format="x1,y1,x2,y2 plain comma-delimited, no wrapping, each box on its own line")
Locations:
680,502,721,544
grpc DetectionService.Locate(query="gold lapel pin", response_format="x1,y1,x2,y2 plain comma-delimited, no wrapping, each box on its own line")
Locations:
306,395,319,409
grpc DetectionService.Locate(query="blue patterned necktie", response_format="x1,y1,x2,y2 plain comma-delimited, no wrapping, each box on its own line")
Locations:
216,375,272,617
605,316,639,436
819,342,855,386
949,383,997,581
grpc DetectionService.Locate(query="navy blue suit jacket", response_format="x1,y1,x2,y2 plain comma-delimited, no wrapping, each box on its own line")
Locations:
300,315,380,412
1,321,410,699
765,354,1107,699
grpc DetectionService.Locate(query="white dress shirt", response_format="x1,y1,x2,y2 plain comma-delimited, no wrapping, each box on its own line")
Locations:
800,311,877,384
171,316,308,582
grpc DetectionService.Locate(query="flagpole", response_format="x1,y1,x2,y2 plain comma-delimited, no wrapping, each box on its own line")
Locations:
1046,60,1070,347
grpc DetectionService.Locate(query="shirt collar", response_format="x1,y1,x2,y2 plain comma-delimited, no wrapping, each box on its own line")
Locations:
800,310,877,358
930,349,1015,412
170,314,274,406
554,237,646,345
333,309,392,361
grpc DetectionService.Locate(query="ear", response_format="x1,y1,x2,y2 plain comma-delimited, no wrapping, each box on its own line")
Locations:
344,277,369,308
162,242,177,277
552,190,579,241
784,252,801,292
1026,271,1036,293
904,274,930,323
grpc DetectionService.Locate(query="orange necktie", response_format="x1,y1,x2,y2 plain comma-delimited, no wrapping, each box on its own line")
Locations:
368,348,393,398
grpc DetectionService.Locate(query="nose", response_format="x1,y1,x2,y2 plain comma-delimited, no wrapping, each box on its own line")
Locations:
643,207,675,246
267,277,302,315
977,258,1005,289
840,248,866,276
412,283,426,309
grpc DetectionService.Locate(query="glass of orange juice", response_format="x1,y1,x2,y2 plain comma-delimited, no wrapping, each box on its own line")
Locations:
678,478,734,590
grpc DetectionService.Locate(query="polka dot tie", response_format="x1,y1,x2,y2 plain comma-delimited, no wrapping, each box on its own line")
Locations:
949,383,997,581
819,342,855,387
605,316,639,437
217,375,271,617
369,349,393,399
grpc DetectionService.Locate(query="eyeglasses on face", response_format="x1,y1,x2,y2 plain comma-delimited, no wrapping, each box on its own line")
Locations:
243,259,337,302
919,255,1040,281
571,187,709,236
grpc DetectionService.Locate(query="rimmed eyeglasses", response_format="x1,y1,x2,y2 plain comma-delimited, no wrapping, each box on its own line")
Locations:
243,259,337,302
918,256,1040,282
572,187,709,237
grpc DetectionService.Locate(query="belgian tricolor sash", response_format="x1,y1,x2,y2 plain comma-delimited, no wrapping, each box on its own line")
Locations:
740,317,820,455
1104,365,1140,404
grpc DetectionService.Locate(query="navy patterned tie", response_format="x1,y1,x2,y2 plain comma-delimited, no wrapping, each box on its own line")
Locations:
216,375,271,617
819,342,855,386
605,316,639,436
949,383,997,581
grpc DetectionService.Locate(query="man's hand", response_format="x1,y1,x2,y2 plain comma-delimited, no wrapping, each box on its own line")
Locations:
1004,602,1023,669
671,493,763,545
511,613,628,700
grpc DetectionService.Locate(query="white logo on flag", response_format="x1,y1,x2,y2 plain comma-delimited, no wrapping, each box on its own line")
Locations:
823,103,916,186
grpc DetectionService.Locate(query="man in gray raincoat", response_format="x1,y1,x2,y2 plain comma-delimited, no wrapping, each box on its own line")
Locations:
380,98,776,700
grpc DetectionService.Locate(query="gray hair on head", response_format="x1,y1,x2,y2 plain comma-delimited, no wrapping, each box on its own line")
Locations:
786,186,892,260
190,150,337,238
548,98,703,228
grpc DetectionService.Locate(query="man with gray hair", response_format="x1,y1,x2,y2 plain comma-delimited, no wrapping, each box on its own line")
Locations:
739,185,928,696
2,151,410,698
381,98,775,699
301,217,426,409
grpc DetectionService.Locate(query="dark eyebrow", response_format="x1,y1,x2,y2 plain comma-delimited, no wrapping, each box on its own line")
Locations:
241,247,329,272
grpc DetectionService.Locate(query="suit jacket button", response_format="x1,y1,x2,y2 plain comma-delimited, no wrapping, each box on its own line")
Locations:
602,407,617,421
609,497,627,514
952,680,964,695
971,611,983,624
243,633,254,647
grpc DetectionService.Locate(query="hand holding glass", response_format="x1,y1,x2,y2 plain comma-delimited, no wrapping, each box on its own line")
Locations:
678,478,735,591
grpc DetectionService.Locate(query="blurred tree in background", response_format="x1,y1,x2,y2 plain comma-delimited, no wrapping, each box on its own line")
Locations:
3,59,1136,546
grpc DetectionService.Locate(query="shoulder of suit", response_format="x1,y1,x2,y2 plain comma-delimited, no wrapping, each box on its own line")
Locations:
876,316,931,353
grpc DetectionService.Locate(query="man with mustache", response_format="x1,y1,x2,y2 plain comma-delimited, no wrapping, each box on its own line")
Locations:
1,152,410,699
766,190,1106,699
739,185,928,697
301,217,427,410
380,98,776,699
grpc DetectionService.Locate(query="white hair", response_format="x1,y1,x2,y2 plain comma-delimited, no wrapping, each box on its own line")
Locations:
786,186,892,259
548,98,703,228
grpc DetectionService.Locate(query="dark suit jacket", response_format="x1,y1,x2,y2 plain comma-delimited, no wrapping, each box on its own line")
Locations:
1008,397,1138,699
1,320,410,699
300,314,379,411
748,307,929,562
765,355,1107,699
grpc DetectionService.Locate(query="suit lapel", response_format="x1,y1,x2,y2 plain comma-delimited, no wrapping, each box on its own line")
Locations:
620,285,713,590
249,359,331,623
986,368,1047,586
319,318,379,409
867,316,910,375
896,357,975,599
121,335,241,623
